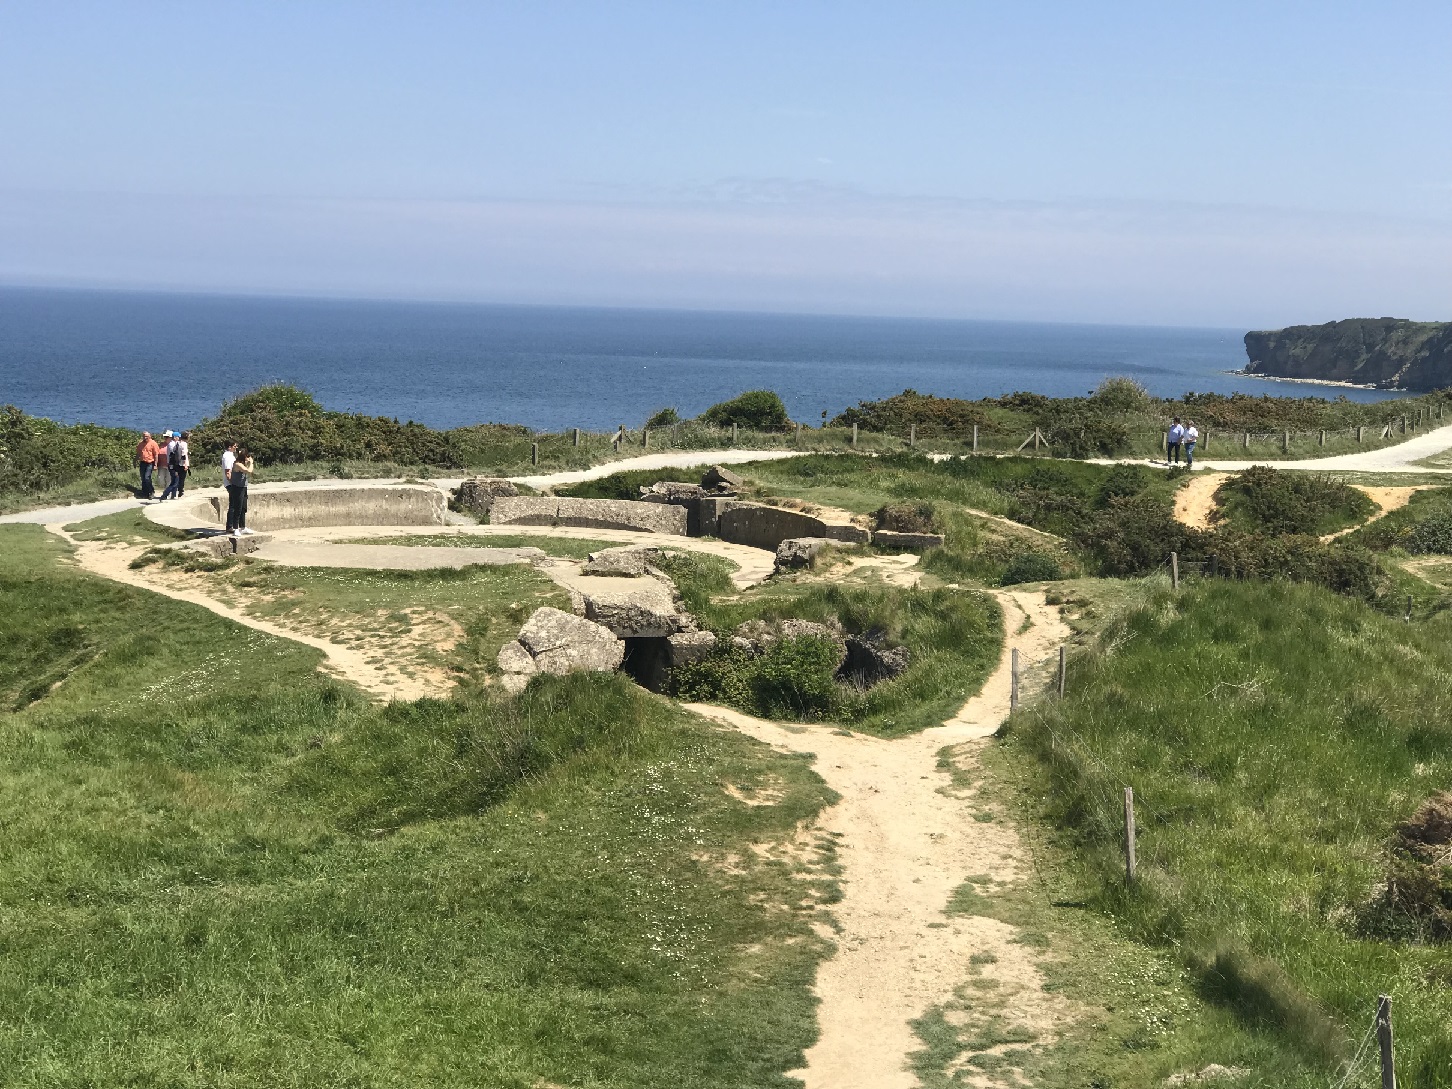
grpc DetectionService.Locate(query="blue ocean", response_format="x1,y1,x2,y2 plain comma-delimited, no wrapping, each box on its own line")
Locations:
0,287,1405,432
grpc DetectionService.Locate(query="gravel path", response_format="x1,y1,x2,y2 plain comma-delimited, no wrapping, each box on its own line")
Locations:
689,589,1074,1089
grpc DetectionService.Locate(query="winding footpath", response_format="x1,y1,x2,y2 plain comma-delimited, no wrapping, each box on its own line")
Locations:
691,591,1073,1089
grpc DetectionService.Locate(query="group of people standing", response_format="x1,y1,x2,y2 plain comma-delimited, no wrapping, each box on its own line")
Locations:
1167,417,1200,468
134,430,191,500
135,431,256,537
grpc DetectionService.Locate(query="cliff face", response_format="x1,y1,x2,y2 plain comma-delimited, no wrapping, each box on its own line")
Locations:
1243,319,1452,390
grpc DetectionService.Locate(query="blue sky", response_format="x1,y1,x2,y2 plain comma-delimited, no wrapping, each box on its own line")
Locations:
1,1,1447,326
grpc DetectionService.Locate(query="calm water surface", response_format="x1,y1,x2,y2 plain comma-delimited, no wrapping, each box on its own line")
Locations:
0,287,1405,431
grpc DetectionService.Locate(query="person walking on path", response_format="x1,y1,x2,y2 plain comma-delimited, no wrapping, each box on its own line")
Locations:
1184,421,1200,469
228,447,255,536
222,441,240,531
155,431,173,497
161,430,190,499
1167,417,1186,467
135,432,159,499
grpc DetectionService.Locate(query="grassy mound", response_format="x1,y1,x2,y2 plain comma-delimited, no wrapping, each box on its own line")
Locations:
1212,466,1375,536
0,524,836,1087
997,578,1452,1085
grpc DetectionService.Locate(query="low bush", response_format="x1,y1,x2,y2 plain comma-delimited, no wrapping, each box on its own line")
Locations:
832,389,991,437
1203,531,1384,599
700,390,791,432
1213,465,1374,536
0,405,137,507
644,406,680,428
1000,552,1064,585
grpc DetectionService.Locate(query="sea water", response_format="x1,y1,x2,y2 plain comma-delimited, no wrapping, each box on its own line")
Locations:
0,287,1405,432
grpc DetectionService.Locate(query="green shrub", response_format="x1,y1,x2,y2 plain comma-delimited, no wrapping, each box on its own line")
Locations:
0,405,136,504
1351,488,1452,554
1075,494,1199,577
644,407,680,428
1203,531,1384,599
1213,465,1374,536
832,389,991,436
700,390,791,432
669,636,849,720
1089,376,1154,414
1000,552,1063,585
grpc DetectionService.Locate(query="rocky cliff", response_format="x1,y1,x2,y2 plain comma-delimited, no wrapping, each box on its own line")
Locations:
1243,319,1452,390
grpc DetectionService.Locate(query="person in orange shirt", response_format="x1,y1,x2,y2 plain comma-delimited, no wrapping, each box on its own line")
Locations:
135,431,160,499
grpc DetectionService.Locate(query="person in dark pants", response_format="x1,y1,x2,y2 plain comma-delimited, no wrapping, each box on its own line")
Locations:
228,446,255,535
161,430,190,499
222,441,240,531
135,431,159,498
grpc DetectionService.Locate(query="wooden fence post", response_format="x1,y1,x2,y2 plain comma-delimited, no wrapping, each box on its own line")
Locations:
1124,787,1137,885
642,428,649,448
1162,430,1168,454
1401,416,1407,434
572,428,580,447
1034,428,1041,451
531,442,539,466
1320,429,1326,446
1283,430,1291,453
1203,430,1210,451
851,422,858,447
1171,551,1180,590
1057,645,1066,698
972,424,979,453
1358,425,1364,444
1244,431,1250,449
909,423,916,448
1010,648,1020,711
732,422,739,444
1377,994,1395,1089
795,422,801,444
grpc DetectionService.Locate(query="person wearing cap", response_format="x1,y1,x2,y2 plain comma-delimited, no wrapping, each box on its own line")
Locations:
161,430,190,500
135,431,159,499
155,430,173,497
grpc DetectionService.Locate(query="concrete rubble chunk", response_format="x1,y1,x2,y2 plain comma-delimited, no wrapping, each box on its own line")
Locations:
496,639,537,675
639,481,708,502
667,630,717,667
872,529,945,552
582,546,660,577
702,465,744,490
452,478,519,517
774,537,830,571
515,606,625,674
583,587,688,638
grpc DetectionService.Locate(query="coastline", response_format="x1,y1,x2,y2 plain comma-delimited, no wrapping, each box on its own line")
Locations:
1230,368,1405,393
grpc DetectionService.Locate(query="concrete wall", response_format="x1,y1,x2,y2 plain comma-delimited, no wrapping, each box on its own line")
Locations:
715,502,870,552
490,496,688,535
194,485,446,530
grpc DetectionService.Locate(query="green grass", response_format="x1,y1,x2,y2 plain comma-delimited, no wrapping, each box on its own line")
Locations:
1347,487,1452,554
988,577,1452,1086
0,523,838,1087
343,532,629,560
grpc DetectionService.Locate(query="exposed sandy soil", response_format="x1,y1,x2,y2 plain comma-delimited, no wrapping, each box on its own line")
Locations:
688,589,1075,1089
1173,473,1225,530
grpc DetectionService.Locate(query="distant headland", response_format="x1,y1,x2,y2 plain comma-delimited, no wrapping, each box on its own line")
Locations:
1243,318,1452,391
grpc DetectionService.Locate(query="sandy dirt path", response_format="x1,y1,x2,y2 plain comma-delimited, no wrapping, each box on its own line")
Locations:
1320,485,1429,541
689,590,1074,1089
1172,473,1225,530
48,527,437,701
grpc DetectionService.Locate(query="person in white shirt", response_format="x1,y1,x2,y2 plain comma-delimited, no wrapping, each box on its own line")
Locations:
1167,417,1186,466
1184,421,1200,469
222,442,241,531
